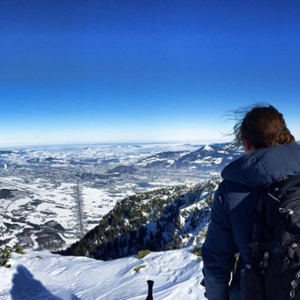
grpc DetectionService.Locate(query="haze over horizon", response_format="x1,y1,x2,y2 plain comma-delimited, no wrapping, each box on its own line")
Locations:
1,1,299,146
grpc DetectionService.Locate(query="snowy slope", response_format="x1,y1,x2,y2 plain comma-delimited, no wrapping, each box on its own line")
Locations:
0,247,206,300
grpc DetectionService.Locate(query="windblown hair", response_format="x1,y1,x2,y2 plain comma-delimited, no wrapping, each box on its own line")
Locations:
233,104,295,149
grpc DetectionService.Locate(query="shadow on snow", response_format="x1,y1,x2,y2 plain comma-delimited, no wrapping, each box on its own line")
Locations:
10,265,81,300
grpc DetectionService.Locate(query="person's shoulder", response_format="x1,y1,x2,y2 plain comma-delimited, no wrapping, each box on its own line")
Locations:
220,178,253,194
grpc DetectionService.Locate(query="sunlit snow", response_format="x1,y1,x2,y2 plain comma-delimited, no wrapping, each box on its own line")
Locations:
0,247,206,300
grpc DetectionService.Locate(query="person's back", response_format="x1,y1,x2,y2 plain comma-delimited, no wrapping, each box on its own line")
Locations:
201,104,300,300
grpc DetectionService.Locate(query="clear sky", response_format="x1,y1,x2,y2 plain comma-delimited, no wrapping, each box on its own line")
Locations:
0,0,299,146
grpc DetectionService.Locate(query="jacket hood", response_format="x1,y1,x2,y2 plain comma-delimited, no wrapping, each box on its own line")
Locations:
221,143,300,187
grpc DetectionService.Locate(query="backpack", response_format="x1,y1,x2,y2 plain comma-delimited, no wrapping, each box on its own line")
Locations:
240,174,300,300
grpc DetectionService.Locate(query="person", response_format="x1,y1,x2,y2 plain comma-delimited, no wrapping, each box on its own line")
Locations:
201,104,300,300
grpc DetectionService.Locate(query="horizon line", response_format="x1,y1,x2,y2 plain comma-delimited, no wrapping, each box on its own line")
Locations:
0,138,233,149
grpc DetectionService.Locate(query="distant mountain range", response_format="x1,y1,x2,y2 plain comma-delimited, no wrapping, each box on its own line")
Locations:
107,143,243,175
0,142,243,252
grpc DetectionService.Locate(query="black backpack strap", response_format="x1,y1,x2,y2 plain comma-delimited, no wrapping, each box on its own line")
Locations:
252,211,273,241
249,211,284,253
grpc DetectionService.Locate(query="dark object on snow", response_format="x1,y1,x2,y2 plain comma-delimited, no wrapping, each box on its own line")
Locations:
241,175,300,300
145,280,154,300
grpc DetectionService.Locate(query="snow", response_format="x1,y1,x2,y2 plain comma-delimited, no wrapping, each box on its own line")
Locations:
0,247,206,300
1,142,215,250
203,145,213,152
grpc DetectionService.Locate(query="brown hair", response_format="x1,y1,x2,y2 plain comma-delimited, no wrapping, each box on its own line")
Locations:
233,104,295,149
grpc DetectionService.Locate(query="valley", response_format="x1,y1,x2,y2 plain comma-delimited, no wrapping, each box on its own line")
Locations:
0,142,241,251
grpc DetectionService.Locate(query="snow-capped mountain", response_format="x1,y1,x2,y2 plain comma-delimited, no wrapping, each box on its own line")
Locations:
135,143,242,172
0,142,240,252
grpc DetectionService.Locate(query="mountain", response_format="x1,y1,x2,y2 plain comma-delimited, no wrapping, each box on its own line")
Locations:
58,143,243,260
59,178,219,260
135,143,243,172
0,142,240,252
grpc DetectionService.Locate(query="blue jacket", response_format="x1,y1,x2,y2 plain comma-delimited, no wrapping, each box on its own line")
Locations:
202,143,300,300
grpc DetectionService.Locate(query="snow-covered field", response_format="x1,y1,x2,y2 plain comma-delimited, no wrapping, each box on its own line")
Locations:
0,176,117,247
0,247,206,300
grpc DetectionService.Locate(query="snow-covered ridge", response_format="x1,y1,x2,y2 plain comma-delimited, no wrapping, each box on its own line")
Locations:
0,247,206,300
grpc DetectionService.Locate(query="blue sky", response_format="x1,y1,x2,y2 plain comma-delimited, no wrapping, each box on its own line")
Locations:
0,0,299,146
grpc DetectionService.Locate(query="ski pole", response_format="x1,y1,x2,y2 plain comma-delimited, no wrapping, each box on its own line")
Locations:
145,280,154,300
